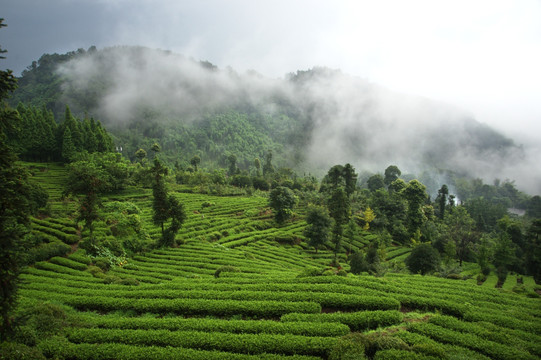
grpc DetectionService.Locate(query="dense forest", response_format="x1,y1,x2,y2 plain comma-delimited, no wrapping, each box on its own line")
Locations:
1,33,541,359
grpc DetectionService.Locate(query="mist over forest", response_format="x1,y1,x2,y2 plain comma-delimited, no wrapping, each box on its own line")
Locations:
11,46,538,195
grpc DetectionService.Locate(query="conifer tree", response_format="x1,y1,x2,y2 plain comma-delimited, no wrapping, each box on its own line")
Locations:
61,127,76,162
0,18,35,338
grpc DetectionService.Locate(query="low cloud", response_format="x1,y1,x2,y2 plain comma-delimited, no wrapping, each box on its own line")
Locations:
57,47,539,195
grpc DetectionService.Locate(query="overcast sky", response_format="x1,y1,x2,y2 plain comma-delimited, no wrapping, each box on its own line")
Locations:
2,0,541,141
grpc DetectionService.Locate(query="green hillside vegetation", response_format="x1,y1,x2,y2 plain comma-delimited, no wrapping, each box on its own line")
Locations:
9,46,523,178
2,39,541,359
1,158,540,359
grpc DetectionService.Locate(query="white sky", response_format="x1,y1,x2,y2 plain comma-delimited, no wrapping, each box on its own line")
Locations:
2,0,541,141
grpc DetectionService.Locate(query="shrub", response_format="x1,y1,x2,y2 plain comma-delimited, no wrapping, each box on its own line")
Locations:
329,333,367,360
93,257,111,271
350,252,368,274
214,265,240,278
0,342,46,360
297,267,325,277
25,241,71,264
405,244,440,275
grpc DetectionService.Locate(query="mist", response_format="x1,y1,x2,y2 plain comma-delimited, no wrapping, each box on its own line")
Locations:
56,47,539,195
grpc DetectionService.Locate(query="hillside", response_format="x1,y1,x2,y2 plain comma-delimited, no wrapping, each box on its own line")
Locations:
10,46,524,180
7,162,541,360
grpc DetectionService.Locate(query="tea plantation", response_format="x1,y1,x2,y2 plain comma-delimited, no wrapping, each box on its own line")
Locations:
9,163,541,359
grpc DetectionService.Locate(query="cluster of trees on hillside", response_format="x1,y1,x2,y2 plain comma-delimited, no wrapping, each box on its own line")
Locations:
0,19,49,338
298,164,541,284
6,104,113,162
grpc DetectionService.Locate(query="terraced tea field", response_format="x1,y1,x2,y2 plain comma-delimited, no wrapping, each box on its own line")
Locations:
17,163,541,359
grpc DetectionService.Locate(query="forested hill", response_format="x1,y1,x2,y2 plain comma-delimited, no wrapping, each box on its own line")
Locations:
10,46,522,177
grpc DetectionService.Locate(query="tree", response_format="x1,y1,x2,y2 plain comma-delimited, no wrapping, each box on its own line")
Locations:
304,206,332,254
190,155,201,171
403,179,429,239
436,184,449,220
263,150,274,177
0,19,39,337
269,186,296,224
227,154,238,176
254,158,261,176
384,165,401,186
150,158,169,236
444,206,477,266
350,251,368,274
328,187,350,259
405,243,440,275
135,148,147,164
64,156,116,241
367,174,385,192
343,163,358,197
160,195,186,247
362,207,376,230
526,196,541,218
524,220,541,283
61,127,76,162
150,157,186,246
492,234,516,285
327,165,345,188
151,142,161,153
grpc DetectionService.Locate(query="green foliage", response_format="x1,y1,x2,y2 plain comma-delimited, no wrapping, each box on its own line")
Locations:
304,206,332,253
405,244,440,275
367,174,385,192
214,265,241,278
268,186,296,224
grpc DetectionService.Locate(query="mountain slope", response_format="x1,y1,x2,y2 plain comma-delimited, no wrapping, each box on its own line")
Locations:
11,46,523,178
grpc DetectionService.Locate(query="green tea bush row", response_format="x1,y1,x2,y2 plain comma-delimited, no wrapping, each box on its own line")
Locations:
33,261,92,277
31,223,79,244
24,241,71,264
281,310,403,332
32,217,77,233
428,315,541,357
67,253,93,265
19,282,395,312
408,322,536,360
109,266,175,281
65,328,337,357
463,308,541,335
21,267,104,283
392,294,467,317
38,337,320,360
49,256,88,271
79,314,350,336
22,290,322,317
373,349,437,360
394,331,491,360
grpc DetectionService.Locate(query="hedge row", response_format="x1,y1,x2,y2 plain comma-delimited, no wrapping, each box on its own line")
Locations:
463,308,541,335
33,262,93,277
38,338,320,360
24,241,71,264
22,290,321,317
281,310,403,332
428,315,541,357
21,267,104,283
394,330,491,360
49,256,88,271
79,314,349,337
65,328,337,357
21,281,398,312
373,349,437,360
408,322,536,360
31,223,79,244
32,217,77,233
